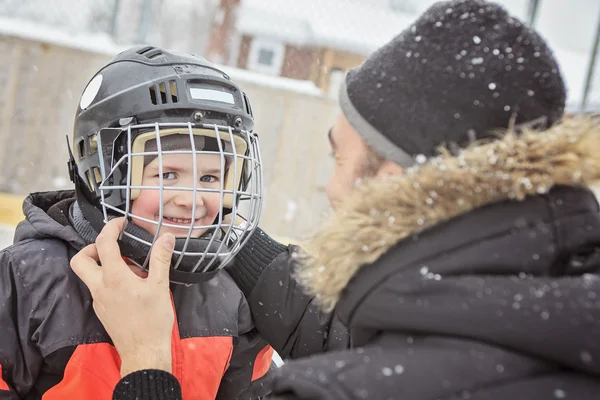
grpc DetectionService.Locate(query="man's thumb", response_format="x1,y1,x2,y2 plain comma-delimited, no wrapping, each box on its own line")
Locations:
149,233,175,284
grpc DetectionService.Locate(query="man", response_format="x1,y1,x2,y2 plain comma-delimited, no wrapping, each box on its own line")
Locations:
73,0,600,399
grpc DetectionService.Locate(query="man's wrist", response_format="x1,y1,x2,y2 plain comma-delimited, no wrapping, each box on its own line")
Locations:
119,347,172,377
228,227,288,296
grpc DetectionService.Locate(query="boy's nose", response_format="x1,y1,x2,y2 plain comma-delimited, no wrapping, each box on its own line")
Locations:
173,190,205,209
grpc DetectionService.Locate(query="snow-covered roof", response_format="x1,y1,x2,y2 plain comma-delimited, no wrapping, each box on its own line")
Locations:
237,0,415,55
0,15,322,97
0,16,125,56
0,0,95,33
237,0,599,109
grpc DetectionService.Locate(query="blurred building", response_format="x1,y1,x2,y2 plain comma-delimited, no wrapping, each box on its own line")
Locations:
205,0,600,108
206,0,414,97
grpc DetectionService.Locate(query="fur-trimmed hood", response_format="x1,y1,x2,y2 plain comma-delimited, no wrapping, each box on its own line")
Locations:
296,116,600,312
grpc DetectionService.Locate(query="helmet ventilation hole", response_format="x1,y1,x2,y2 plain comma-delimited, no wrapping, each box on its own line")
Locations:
149,80,178,105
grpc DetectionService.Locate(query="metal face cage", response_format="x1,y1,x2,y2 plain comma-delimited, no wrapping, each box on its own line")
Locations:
92,121,263,277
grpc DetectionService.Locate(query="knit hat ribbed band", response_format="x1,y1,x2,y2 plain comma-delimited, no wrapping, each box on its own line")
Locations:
340,0,567,167
143,135,233,167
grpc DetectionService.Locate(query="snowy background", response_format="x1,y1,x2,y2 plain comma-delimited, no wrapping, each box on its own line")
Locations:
0,0,599,249
0,225,13,249
0,0,598,108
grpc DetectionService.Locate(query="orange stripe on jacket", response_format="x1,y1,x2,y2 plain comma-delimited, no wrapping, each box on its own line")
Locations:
42,343,121,400
42,296,234,399
178,337,233,399
168,292,233,399
0,364,10,391
252,345,274,381
42,337,234,400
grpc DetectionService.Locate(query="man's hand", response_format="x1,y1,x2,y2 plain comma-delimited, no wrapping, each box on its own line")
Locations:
70,218,175,377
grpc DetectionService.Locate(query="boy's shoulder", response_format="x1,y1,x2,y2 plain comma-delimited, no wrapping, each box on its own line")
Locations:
3,234,74,269
1,236,83,298
0,237,107,356
3,190,86,284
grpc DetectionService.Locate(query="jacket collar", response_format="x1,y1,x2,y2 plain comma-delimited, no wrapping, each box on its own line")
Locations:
296,116,600,312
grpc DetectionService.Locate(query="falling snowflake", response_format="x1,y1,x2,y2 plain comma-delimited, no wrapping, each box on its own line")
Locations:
554,389,566,399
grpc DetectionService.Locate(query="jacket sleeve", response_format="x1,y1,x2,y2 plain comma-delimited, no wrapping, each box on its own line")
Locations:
226,228,348,359
248,246,349,360
112,370,299,400
112,370,182,400
0,250,43,399
226,227,288,297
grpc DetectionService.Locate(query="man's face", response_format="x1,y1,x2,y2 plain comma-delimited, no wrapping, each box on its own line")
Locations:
326,113,374,209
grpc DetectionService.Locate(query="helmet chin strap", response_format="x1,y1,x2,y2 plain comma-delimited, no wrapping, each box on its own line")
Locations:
118,221,229,285
74,182,229,285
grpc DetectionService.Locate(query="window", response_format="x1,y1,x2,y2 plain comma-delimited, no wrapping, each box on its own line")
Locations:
247,37,285,75
257,48,275,66
328,68,345,99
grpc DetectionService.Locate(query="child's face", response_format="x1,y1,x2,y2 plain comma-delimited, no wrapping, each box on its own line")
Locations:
131,152,224,238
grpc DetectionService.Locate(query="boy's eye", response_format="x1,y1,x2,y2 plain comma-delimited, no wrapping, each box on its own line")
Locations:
200,175,218,183
160,172,177,180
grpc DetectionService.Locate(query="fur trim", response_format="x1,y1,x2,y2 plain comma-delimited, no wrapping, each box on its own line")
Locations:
295,116,600,312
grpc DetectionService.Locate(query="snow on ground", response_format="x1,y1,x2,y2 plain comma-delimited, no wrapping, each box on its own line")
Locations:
0,224,15,251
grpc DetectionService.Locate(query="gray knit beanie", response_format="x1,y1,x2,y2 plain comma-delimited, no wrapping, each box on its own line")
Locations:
340,0,566,167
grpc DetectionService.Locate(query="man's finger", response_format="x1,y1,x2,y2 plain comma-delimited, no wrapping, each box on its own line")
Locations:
95,218,127,274
70,244,103,290
148,233,175,286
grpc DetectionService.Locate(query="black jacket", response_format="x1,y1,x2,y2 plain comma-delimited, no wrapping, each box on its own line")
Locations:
0,192,272,399
267,117,600,399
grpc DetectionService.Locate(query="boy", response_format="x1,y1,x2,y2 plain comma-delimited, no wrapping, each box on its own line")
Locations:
0,46,273,399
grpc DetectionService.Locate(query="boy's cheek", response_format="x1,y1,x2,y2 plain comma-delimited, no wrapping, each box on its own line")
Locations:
131,192,159,217
205,194,224,217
